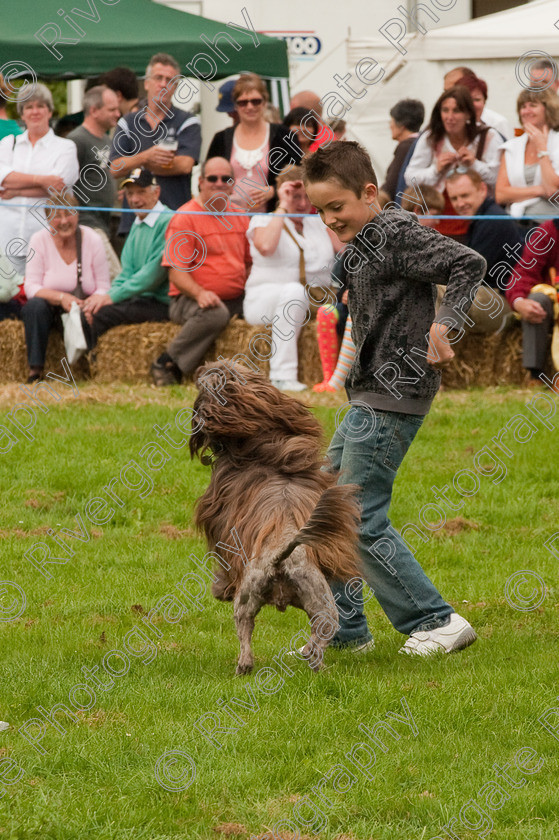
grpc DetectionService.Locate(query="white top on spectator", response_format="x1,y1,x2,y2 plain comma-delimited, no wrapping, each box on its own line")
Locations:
481,105,512,141
245,214,334,291
0,129,79,265
404,127,502,191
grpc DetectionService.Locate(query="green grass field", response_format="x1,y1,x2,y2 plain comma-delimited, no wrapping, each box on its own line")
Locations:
1,382,558,840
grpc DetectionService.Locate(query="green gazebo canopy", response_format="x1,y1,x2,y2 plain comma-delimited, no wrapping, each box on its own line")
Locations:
0,0,288,80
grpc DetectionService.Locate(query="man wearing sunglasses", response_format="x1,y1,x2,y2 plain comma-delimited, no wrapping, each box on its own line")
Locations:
151,157,251,386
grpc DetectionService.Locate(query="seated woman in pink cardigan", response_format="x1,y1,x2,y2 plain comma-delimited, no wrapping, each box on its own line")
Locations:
22,194,110,382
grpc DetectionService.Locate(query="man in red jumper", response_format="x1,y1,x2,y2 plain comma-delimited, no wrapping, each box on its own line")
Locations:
150,156,251,385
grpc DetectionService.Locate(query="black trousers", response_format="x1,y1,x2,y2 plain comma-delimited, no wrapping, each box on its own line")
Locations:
89,296,169,347
522,291,554,373
21,297,64,368
0,299,23,321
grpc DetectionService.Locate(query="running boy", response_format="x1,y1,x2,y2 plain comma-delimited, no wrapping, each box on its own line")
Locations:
302,142,485,655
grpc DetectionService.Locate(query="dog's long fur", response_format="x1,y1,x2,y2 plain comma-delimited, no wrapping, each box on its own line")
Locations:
190,361,362,674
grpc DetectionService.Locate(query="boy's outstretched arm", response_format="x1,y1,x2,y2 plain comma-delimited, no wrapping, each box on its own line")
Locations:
394,214,487,365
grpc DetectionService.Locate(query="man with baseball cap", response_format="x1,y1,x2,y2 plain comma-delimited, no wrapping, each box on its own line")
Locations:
82,168,171,346
216,79,239,124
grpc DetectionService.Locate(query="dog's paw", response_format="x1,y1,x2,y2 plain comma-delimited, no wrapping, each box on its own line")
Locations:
235,660,254,676
308,657,325,672
302,644,324,672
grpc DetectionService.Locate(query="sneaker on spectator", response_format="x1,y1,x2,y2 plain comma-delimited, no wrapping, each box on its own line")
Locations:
271,379,307,392
399,613,477,656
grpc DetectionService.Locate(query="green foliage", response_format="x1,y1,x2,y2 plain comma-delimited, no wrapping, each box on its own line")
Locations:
0,385,557,839
3,79,67,119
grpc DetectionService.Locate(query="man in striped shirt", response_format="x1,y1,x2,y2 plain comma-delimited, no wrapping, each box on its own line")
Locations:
109,52,201,238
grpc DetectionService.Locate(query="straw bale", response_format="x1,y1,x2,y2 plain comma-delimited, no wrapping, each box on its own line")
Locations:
1,311,547,389
441,324,529,388
0,320,89,383
92,317,324,384
92,322,181,382
297,320,322,385
211,318,272,377
0,320,27,383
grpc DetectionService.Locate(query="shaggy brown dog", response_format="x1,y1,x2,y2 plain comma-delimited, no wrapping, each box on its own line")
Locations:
189,360,362,675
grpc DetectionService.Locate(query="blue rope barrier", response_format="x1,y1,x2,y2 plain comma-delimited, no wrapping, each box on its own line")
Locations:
0,201,558,221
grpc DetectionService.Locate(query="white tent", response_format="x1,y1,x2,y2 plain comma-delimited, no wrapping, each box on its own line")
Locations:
346,0,559,179
410,0,559,60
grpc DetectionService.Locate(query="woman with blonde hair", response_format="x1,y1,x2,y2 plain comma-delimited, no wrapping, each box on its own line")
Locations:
206,73,302,212
496,88,559,218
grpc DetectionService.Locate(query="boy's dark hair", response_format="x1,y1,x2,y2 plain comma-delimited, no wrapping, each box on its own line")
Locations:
389,99,424,133
302,140,377,196
99,67,138,100
0,73,10,107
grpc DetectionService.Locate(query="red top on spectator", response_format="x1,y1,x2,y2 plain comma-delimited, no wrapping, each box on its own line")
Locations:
506,219,559,306
163,198,251,300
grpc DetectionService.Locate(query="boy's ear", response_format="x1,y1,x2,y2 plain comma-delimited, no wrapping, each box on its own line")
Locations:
364,182,378,206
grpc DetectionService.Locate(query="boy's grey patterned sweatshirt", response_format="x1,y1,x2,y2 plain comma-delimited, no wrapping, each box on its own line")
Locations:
346,207,487,415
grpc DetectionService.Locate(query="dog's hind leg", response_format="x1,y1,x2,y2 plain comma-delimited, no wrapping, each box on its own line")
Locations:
233,565,271,676
283,547,339,672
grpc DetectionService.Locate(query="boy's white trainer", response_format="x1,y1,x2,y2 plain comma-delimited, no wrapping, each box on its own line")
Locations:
399,613,477,657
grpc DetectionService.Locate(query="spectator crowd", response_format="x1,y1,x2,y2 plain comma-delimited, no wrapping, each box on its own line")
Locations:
1,53,559,388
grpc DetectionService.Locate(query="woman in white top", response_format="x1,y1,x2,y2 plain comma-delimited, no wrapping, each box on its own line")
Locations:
244,166,336,391
0,83,79,273
496,88,559,219
404,86,501,237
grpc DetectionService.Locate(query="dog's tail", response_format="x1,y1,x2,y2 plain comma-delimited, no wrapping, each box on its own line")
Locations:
271,484,361,580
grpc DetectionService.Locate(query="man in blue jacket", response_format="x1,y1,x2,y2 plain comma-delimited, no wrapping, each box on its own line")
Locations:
446,168,524,334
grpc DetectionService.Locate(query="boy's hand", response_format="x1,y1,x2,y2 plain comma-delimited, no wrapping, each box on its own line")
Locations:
427,322,455,368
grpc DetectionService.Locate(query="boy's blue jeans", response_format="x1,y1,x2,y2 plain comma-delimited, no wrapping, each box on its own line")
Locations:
327,404,453,645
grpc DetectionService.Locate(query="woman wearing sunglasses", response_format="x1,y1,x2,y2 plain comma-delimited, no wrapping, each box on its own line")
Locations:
206,73,302,213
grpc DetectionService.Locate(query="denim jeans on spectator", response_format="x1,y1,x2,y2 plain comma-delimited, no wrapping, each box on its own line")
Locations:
327,405,453,645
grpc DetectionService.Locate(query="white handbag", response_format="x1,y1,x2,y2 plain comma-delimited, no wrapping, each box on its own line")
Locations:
61,300,88,364
60,226,88,364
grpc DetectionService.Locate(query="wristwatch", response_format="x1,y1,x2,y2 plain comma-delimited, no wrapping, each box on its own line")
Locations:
537,150,549,158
